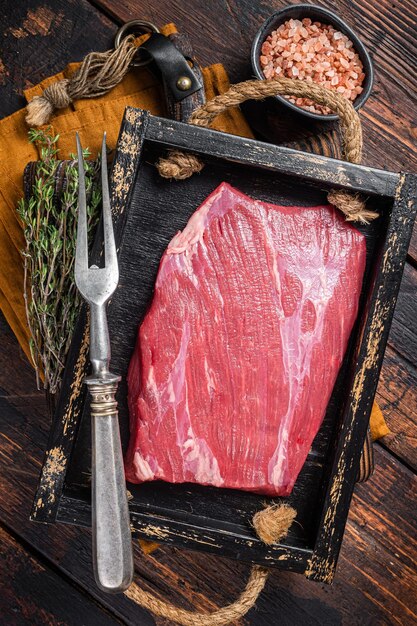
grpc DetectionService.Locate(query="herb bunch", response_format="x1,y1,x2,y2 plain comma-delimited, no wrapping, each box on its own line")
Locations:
18,128,101,394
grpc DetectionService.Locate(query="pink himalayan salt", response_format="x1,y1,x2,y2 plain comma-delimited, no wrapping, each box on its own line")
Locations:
260,18,365,115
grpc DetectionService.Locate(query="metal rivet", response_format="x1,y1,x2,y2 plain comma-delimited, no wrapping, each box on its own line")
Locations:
176,75,192,91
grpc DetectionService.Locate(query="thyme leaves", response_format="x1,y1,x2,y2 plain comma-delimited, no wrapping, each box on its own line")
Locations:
18,129,101,394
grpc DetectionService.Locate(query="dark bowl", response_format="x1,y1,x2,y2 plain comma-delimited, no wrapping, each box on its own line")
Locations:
251,4,374,121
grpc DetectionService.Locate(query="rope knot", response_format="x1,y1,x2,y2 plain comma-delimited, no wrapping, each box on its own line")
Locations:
157,150,203,180
253,503,297,545
26,79,71,127
327,189,378,224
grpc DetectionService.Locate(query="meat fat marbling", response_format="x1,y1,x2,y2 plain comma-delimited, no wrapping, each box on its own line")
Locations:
125,182,366,496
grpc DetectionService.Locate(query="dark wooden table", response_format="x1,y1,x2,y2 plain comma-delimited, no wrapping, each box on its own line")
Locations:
0,1,416,624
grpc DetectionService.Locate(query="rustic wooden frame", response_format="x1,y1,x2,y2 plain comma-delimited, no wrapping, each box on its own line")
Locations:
31,107,417,582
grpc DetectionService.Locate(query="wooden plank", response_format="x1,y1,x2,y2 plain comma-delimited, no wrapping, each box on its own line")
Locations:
146,114,400,196
0,312,416,624
402,225,416,266
0,524,122,626
376,264,417,470
91,0,417,95
56,493,312,571
337,447,417,626
376,346,417,471
0,314,152,625
387,263,417,367
0,0,116,117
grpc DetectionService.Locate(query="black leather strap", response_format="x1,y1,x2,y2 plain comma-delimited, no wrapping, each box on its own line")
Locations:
162,31,206,123
141,33,202,102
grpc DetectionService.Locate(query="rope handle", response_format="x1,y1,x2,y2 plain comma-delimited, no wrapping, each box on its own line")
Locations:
157,77,378,223
121,503,295,625
125,565,268,626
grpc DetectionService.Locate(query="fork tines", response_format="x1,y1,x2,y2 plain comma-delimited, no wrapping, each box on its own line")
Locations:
74,133,119,303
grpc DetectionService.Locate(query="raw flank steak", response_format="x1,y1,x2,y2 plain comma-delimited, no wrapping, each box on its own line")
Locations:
125,182,366,495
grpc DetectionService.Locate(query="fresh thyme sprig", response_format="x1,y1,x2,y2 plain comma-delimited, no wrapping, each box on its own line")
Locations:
17,128,101,394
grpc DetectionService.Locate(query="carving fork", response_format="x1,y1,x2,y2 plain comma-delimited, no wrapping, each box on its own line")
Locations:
75,133,133,592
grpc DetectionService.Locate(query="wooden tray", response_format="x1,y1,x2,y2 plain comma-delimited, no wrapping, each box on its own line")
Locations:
32,107,416,583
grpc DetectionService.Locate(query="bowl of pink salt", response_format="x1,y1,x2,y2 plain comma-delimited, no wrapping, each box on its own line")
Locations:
251,4,374,121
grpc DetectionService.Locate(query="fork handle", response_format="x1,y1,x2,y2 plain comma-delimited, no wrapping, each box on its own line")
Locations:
87,378,134,593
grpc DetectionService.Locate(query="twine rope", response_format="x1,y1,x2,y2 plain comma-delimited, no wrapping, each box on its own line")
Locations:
25,35,138,127
125,565,268,626
157,77,378,223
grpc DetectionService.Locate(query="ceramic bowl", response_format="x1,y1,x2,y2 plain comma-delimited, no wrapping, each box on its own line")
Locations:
251,4,374,121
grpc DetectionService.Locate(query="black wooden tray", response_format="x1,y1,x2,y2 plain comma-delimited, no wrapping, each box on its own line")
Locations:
31,107,417,583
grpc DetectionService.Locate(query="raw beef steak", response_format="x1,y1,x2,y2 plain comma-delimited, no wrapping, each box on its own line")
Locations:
125,182,366,495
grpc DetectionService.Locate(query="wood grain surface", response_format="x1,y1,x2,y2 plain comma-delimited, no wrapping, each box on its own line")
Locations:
0,525,123,626
0,0,416,624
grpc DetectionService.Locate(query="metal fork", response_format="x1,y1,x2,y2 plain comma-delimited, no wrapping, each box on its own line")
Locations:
75,133,133,593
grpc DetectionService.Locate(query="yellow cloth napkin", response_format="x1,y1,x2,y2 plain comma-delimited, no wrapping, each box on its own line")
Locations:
0,24,387,443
